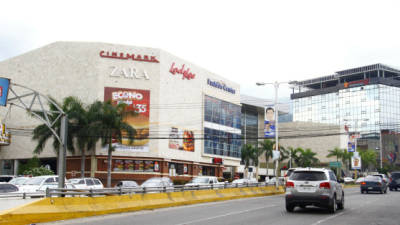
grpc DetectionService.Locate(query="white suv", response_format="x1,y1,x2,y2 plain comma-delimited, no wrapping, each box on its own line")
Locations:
285,168,344,213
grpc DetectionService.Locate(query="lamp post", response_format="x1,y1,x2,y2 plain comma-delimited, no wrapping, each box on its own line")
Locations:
256,81,285,190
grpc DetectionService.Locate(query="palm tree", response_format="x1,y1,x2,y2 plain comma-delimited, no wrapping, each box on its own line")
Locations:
360,149,377,172
241,143,257,179
297,148,319,167
341,150,353,174
32,97,76,156
88,101,136,187
258,139,274,177
286,146,300,168
327,147,344,178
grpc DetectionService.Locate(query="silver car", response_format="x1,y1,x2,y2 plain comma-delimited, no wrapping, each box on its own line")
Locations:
285,168,344,213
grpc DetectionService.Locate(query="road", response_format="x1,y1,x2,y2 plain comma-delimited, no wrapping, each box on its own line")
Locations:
41,187,399,225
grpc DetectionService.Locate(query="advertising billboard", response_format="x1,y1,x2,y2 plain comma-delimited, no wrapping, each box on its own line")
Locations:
104,87,150,152
0,78,10,106
0,123,10,145
168,127,194,152
264,107,275,138
351,156,361,170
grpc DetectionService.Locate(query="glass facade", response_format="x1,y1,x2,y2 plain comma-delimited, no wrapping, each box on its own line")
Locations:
293,84,400,135
204,95,242,158
241,105,258,146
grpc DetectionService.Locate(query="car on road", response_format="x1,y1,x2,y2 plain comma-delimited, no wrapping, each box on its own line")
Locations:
68,178,104,189
355,177,365,184
267,177,285,186
373,174,389,184
115,180,139,188
389,171,400,191
8,177,31,187
141,177,174,192
360,175,387,194
19,175,61,193
0,175,16,183
231,178,258,186
343,177,355,184
285,168,344,213
0,183,19,193
184,176,224,189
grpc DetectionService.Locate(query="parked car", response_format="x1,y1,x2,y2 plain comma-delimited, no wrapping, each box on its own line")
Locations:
141,177,174,192
284,168,297,184
0,183,19,193
285,168,344,213
184,176,224,189
8,177,31,187
389,171,400,191
231,178,258,186
19,175,61,193
115,180,139,188
343,177,355,184
267,177,285,185
360,175,387,194
0,175,16,183
68,178,104,189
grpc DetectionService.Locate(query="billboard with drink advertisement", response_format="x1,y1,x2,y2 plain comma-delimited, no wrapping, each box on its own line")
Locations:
104,87,150,152
168,127,194,152
351,156,361,170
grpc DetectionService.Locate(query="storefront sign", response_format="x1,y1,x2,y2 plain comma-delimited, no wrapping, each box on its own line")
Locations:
169,63,195,80
168,127,195,152
100,51,159,63
212,158,223,164
113,159,159,172
207,79,236,94
110,66,150,80
0,78,10,106
104,87,150,152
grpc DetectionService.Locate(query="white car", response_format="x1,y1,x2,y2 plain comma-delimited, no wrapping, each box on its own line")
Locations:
343,177,355,183
355,177,365,184
141,177,174,193
267,177,285,185
232,178,258,186
8,177,31,187
19,175,61,193
68,178,104,189
184,176,224,189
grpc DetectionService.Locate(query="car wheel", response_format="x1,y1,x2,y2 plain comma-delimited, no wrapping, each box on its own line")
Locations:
286,203,295,212
299,205,306,209
337,192,344,210
366,191,369,194
384,189,387,194
361,190,364,194
390,188,393,191
328,195,337,213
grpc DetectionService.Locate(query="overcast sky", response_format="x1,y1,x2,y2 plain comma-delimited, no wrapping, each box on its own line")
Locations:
2,0,400,101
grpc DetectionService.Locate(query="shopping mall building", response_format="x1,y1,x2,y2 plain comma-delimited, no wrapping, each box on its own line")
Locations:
0,42,243,184
290,63,400,167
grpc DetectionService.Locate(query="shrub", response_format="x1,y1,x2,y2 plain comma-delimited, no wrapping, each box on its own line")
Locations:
23,166,54,176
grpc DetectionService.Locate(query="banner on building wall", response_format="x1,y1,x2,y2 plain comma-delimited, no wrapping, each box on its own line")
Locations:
104,87,150,152
168,127,195,152
347,133,360,152
0,124,10,145
0,78,10,107
264,106,275,138
351,156,361,170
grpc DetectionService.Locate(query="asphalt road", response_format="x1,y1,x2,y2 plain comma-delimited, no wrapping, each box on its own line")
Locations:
41,187,400,225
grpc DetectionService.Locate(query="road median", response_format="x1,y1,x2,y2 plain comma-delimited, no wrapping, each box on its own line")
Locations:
0,186,284,225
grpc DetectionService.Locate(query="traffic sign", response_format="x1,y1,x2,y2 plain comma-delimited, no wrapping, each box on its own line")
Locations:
329,161,342,168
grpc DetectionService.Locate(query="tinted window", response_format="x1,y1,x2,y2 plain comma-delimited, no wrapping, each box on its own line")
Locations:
329,172,337,181
86,179,94,186
45,178,54,183
0,184,18,193
291,171,327,181
93,179,101,185
391,173,400,179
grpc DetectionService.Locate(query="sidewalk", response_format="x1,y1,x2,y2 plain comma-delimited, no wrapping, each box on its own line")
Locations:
0,198,38,212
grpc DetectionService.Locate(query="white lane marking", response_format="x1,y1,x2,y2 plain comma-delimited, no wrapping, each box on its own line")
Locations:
310,211,345,225
175,205,276,225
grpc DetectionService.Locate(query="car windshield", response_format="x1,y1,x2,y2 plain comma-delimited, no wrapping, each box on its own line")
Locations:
9,177,29,185
25,177,46,185
69,179,85,184
142,180,161,186
291,171,327,181
391,173,400,179
191,177,209,183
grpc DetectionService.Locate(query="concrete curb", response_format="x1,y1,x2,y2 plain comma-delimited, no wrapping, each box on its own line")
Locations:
0,186,284,225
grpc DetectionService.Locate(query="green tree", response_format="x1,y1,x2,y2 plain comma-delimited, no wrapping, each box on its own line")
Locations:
297,148,319,167
360,149,377,172
32,97,76,155
18,156,41,175
241,143,257,178
258,139,274,176
23,166,55,176
88,101,136,187
341,150,353,173
286,146,300,168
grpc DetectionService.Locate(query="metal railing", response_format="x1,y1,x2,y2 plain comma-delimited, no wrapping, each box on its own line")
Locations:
0,182,283,199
